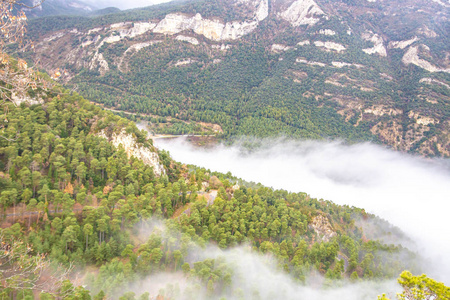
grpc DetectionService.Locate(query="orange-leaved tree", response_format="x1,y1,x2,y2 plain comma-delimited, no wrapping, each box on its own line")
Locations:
0,0,55,140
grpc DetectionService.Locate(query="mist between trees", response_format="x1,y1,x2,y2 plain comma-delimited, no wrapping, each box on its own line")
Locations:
83,218,404,300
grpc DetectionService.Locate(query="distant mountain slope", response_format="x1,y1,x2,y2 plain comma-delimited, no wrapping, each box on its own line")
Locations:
25,0,450,156
19,0,98,18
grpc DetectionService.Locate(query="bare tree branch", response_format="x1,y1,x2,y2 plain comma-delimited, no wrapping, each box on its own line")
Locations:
0,234,73,296
1,0,55,140
0,133,19,141
2,0,45,10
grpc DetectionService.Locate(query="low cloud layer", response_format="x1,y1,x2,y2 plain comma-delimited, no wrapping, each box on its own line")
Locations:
154,138,450,283
124,220,401,300
131,247,401,300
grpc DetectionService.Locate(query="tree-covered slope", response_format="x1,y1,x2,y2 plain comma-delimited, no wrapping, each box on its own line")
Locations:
24,0,450,156
0,85,422,298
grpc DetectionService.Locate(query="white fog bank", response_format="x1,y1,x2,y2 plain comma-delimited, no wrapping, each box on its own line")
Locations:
129,246,401,300
126,220,401,300
154,138,450,283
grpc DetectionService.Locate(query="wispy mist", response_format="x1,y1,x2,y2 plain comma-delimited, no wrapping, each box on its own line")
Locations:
131,248,401,300
154,138,450,283
120,220,402,300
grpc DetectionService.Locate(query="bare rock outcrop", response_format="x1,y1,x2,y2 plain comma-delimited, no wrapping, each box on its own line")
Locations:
176,35,200,45
153,0,268,41
98,130,166,177
402,45,450,73
279,0,325,26
89,52,109,75
362,32,387,57
311,214,336,242
314,41,346,52
389,36,419,49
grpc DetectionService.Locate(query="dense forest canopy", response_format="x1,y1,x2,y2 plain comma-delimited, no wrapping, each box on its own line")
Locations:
22,0,450,156
1,0,449,299
0,65,424,299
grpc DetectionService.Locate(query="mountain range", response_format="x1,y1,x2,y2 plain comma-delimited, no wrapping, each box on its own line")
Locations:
24,0,450,156
2,1,450,298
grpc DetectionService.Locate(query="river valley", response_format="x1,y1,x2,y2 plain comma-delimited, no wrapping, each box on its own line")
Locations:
153,137,450,284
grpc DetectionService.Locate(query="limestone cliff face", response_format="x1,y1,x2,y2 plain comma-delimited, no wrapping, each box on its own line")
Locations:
389,36,419,50
313,41,346,52
28,0,450,158
153,0,268,41
402,45,450,73
310,214,336,242
32,0,269,76
279,0,325,26
362,32,387,57
97,130,166,177
90,52,109,75
176,35,199,45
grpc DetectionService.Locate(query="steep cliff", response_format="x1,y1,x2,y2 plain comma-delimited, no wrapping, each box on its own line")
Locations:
25,0,450,156
97,129,166,177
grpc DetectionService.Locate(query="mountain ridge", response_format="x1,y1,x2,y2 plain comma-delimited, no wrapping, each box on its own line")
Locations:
24,0,450,156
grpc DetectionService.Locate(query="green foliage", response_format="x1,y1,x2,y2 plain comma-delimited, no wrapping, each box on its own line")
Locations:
0,90,420,298
378,271,450,300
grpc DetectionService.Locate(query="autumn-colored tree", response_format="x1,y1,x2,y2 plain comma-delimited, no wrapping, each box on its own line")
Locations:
64,182,74,195
0,0,52,139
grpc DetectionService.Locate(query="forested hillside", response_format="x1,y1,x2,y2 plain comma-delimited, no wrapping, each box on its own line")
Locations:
1,0,449,298
0,70,422,298
24,0,450,156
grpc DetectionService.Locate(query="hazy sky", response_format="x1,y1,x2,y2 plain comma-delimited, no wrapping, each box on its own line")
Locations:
154,138,450,283
83,0,173,10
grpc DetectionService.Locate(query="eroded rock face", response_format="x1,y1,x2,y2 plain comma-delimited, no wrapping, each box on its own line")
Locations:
11,93,44,106
431,0,450,7
416,25,438,38
362,33,387,57
419,78,450,89
153,0,268,41
408,111,439,126
331,61,364,68
364,106,402,116
212,44,232,51
97,129,166,177
318,29,336,35
279,0,325,26
314,41,346,52
296,58,326,66
254,0,269,20
271,44,292,52
154,13,258,41
402,45,450,73
100,22,157,45
311,214,336,242
389,36,419,49
89,52,109,75
176,35,199,45
297,40,310,46
174,58,197,66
